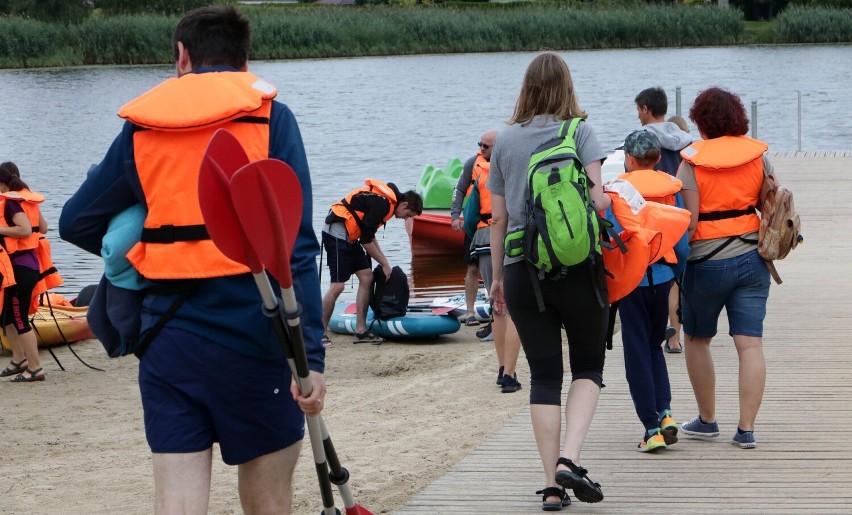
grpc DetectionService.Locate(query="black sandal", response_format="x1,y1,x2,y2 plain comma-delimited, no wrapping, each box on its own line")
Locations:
0,358,28,377
554,457,603,503
10,367,45,382
536,486,571,511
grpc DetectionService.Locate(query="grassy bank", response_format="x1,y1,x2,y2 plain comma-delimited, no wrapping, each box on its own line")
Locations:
0,5,849,69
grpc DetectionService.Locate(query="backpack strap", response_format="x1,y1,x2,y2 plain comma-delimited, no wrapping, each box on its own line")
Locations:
557,117,583,140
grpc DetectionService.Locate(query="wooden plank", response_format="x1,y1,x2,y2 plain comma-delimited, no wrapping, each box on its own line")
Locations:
395,154,852,514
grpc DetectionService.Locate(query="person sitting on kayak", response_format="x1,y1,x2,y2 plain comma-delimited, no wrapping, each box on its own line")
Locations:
320,180,422,345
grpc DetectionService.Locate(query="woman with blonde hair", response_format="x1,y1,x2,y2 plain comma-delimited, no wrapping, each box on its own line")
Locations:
488,52,611,510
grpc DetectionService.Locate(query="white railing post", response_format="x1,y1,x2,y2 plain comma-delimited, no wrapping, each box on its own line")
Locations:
797,90,802,152
676,86,682,117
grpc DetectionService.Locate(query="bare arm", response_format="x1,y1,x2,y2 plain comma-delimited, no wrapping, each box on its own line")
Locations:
489,193,508,315
585,159,611,212
0,211,34,239
38,211,48,233
682,188,700,240
361,240,391,278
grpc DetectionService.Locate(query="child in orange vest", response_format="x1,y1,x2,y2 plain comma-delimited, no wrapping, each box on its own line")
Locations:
606,130,690,452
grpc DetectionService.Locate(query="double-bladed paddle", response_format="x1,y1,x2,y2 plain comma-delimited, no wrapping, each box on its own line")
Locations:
198,129,372,515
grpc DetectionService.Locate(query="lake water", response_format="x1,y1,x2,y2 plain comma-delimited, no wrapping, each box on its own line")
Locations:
0,45,849,300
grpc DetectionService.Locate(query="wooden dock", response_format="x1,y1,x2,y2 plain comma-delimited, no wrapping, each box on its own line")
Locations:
395,151,852,514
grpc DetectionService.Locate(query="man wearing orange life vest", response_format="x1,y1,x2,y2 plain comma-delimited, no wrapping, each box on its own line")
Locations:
450,142,485,328
452,130,522,393
60,6,326,513
320,180,422,345
677,87,773,450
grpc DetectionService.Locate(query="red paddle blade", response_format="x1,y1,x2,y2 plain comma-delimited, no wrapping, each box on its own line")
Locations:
230,159,303,288
346,505,375,515
198,131,262,273
204,128,250,177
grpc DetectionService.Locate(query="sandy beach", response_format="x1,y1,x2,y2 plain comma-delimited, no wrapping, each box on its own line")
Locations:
0,321,529,514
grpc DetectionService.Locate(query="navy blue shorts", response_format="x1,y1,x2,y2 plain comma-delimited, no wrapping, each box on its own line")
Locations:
323,231,371,283
139,327,304,465
681,249,770,338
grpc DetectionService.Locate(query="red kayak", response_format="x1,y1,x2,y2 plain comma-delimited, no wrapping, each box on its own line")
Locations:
406,210,464,258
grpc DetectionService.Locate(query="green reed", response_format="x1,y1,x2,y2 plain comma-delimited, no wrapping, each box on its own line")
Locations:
0,5,848,69
774,6,852,43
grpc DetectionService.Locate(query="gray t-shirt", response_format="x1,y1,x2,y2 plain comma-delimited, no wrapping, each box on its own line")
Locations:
677,154,775,261
488,115,608,265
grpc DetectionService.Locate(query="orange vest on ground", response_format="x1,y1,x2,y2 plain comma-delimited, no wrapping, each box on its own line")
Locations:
330,179,397,242
680,136,765,242
602,177,690,303
1,189,43,253
120,71,277,280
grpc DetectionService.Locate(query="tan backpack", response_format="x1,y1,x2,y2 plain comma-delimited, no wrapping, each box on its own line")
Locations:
758,174,803,284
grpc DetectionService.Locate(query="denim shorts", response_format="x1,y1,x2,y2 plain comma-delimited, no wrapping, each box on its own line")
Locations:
681,249,770,338
139,327,304,465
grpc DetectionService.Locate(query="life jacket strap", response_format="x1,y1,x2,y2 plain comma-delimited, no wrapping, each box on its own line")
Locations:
698,205,756,221
140,224,209,243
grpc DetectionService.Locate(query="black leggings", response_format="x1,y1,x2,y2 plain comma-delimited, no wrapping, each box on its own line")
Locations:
2,265,39,334
504,261,608,405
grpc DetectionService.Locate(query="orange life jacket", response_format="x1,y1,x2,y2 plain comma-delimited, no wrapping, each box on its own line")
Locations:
680,136,765,242
616,169,685,264
1,189,44,253
602,178,690,303
29,235,64,314
0,246,16,316
120,71,277,280
467,154,492,228
329,179,397,242
603,227,663,304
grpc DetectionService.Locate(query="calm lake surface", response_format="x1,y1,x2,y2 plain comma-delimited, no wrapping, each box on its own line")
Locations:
0,45,849,300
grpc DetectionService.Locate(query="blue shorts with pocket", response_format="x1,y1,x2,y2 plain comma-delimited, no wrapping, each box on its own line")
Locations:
681,249,770,339
139,327,304,465
323,231,371,283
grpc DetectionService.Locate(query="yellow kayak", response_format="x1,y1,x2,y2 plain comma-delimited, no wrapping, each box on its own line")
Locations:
0,305,94,351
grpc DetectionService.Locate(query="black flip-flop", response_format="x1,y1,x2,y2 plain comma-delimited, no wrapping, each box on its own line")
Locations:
663,326,683,353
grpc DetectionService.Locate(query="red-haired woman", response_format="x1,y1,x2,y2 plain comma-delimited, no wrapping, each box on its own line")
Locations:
677,87,773,449
0,162,48,382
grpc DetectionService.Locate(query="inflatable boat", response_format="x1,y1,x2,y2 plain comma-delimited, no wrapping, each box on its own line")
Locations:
329,303,460,340
431,292,491,322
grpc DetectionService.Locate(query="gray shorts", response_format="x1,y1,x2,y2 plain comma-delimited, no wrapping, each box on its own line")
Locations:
471,226,493,290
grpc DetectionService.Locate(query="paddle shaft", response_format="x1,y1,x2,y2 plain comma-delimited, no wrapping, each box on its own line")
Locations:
255,273,361,511
249,272,337,515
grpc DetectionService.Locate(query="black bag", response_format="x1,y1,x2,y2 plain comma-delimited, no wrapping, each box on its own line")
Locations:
370,264,409,320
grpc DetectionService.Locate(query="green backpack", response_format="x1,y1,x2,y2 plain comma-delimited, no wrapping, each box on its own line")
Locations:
504,117,602,274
